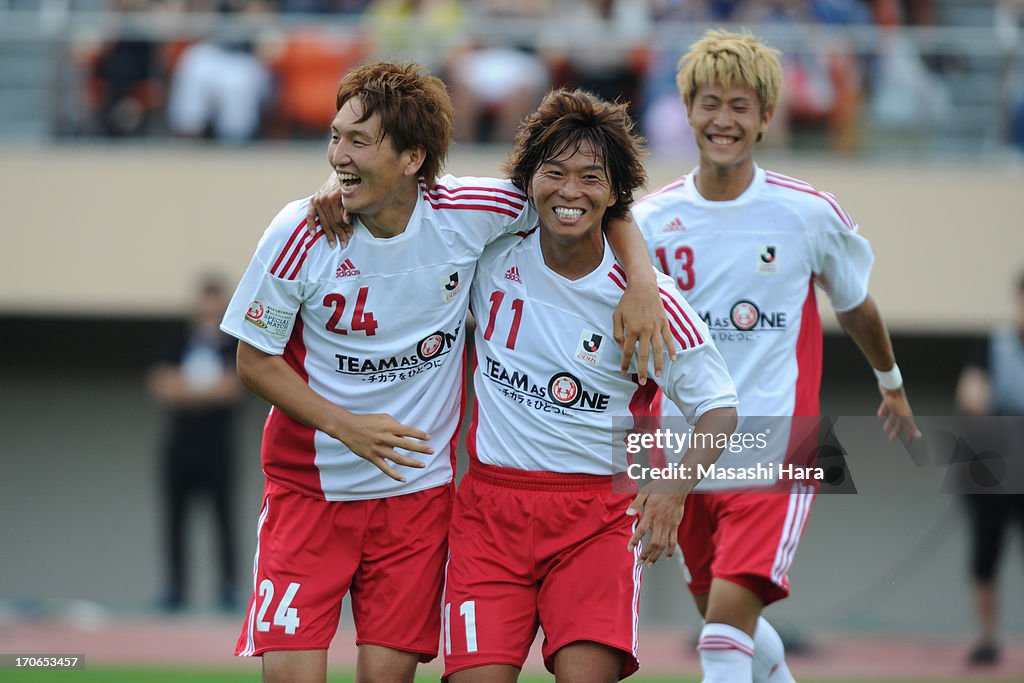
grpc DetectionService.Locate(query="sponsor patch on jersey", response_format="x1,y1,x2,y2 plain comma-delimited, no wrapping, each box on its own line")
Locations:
575,329,604,366
757,245,778,273
244,299,294,337
439,271,460,302
548,372,581,406
504,266,523,284
730,300,760,331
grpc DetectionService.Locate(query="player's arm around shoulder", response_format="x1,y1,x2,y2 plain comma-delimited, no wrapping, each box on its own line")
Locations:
428,174,534,247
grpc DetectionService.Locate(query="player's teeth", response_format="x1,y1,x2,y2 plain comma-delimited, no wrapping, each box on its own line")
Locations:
711,136,734,144
554,208,584,219
338,173,360,182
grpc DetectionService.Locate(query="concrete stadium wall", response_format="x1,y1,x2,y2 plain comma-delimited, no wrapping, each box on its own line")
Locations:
0,146,1022,331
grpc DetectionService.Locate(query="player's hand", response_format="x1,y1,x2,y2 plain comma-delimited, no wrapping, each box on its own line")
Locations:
877,385,922,444
626,486,687,566
334,413,433,482
306,173,354,248
613,278,675,385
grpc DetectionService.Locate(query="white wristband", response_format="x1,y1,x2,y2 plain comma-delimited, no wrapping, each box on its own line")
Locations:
873,364,903,391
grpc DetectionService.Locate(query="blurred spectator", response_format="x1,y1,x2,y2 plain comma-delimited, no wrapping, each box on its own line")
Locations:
447,41,550,143
867,0,951,135
649,0,744,21
366,0,464,72
148,275,243,612
996,0,1024,154
264,30,369,138
279,0,372,12
734,0,864,152
165,1,274,143
86,0,174,137
447,0,551,142
540,0,651,121
955,271,1024,666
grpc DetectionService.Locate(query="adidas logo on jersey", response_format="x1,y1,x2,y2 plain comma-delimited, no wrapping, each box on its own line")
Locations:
335,258,361,278
664,217,686,232
504,266,523,284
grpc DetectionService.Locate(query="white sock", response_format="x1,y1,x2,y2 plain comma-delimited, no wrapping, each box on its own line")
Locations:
753,617,796,683
698,622,754,683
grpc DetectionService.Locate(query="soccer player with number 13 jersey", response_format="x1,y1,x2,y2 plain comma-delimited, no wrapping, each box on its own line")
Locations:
631,30,922,683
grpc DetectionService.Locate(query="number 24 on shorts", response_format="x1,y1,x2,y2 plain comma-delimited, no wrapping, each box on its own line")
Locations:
256,579,301,635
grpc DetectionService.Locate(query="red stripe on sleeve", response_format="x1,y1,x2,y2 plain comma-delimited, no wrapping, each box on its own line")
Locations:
658,288,704,345
423,198,520,218
429,182,527,203
271,220,309,276
766,178,854,230
286,230,325,280
659,295,692,348
275,232,313,280
424,190,526,210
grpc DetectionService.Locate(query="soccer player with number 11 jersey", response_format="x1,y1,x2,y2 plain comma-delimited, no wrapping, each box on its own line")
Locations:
443,89,738,683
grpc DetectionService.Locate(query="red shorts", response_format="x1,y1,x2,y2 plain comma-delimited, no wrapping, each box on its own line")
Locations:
236,479,452,660
679,482,816,605
442,464,642,680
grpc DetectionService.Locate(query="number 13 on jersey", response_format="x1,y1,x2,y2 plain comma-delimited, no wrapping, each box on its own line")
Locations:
655,245,695,291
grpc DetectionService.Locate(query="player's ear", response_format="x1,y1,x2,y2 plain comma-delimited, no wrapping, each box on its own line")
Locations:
402,145,426,177
757,106,774,143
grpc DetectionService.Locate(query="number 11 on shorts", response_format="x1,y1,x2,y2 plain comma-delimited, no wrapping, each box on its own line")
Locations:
443,600,478,654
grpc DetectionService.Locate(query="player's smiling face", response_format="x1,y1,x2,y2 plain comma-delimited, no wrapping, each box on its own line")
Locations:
328,97,424,233
530,139,616,245
688,82,771,176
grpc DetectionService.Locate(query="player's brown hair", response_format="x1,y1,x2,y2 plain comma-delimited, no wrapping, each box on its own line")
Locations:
336,62,453,184
676,29,783,116
503,89,646,224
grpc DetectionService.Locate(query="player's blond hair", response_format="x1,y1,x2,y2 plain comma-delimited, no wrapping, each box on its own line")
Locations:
676,29,782,115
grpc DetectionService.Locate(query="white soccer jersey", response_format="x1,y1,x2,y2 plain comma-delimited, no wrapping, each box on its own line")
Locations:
222,175,533,501
468,232,738,475
632,165,874,484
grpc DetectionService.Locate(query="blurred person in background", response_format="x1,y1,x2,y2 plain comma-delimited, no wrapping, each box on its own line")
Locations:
631,29,920,682
366,0,465,74
279,0,373,12
148,275,242,612
165,0,274,142
538,0,652,122
955,271,1024,667
995,0,1024,155
86,0,177,137
446,0,552,143
446,39,551,143
732,0,865,153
